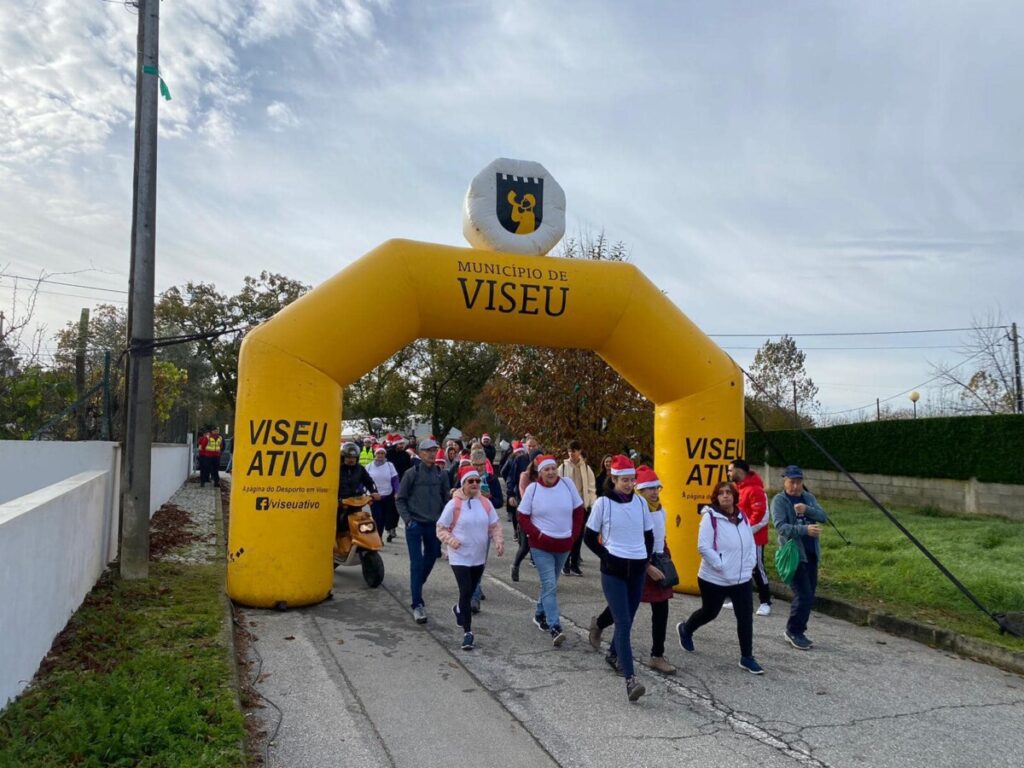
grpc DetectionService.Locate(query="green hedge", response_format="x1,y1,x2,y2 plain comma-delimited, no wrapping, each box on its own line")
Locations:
745,415,1024,485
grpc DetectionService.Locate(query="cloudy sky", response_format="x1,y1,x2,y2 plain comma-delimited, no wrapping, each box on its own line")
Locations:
1,0,1022,418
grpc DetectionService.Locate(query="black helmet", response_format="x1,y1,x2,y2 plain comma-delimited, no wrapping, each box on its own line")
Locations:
341,442,359,459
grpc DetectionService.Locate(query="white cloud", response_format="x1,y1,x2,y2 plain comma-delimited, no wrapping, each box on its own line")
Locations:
266,101,299,131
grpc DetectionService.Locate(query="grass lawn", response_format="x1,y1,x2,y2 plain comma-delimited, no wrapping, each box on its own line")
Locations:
0,562,246,768
766,497,1024,651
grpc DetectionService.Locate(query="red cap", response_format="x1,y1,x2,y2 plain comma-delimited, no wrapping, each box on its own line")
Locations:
635,465,660,489
609,454,636,476
536,455,557,471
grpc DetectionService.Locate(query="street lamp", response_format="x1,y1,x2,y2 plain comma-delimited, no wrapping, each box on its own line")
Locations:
909,391,919,419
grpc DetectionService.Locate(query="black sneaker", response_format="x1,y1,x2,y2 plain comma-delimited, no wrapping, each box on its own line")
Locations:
569,566,583,577
470,597,481,614
533,615,549,632
562,565,571,576
461,632,474,651
551,626,566,647
605,652,620,672
676,622,695,652
452,604,463,627
784,629,812,650
626,676,646,702
511,565,520,582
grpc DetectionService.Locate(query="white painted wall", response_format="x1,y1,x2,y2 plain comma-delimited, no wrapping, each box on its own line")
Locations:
0,441,193,710
0,440,189,517
0,472,108,708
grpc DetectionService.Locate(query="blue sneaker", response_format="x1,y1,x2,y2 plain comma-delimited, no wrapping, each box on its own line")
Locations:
739,656,765,675
784,629,812,650
461,631,474,651
676,622,694,652
452,604,463,627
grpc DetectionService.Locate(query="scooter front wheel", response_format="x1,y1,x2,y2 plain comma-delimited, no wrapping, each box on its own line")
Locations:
360,550,385,588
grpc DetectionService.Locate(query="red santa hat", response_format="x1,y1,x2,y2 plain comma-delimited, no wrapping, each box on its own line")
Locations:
512,440,525,454
635,465,660,489
482,433,491,441
458,466,481,484
373,445,387,455
536,455,557,471
609,454,636,476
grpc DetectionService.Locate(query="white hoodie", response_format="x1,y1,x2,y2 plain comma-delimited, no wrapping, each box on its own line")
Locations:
696,506,757,587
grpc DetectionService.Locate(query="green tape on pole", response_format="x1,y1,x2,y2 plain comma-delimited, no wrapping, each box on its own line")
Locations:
141,65,172,101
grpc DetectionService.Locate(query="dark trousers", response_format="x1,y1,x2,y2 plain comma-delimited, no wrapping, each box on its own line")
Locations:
371,496,399,534
752,544,772,604
600,568,646,678
199,455,220,486
566,507,591,570
597,597,670,658
513,530,531,568
452,564,484,633
684,578,754,658
405,521,441,609
788,551,819,636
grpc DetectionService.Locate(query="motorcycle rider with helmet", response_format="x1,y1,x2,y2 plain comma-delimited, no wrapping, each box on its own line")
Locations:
338,441,380,534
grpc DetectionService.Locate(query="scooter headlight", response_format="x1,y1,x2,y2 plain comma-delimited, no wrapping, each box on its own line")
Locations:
358,522,375,534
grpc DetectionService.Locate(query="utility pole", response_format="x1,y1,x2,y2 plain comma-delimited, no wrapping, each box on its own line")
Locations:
1012,322,1023,415
75,308,89,439
876,398,881,421
792,380,799,423
121,0,160,580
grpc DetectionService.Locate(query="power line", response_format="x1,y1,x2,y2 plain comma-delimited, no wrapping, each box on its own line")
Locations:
721,344,962,351
819,349,990,416
0,283,129,304
710,326,1006,338
0,272,129,295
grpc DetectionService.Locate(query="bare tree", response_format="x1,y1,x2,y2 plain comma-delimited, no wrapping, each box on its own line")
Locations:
930,312,1018,415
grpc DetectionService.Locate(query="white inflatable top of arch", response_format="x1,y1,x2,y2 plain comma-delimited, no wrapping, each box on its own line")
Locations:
463,158,567,255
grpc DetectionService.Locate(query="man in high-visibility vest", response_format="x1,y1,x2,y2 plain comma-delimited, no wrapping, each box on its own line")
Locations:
359,436,375,467
199,426,224,488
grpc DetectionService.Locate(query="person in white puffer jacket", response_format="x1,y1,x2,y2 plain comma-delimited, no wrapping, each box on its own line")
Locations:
676,481,765,675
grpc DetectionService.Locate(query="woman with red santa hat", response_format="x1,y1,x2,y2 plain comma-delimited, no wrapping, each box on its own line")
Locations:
584,455,655,702
589,465,677,676
517,454,586,647
436,465,505,651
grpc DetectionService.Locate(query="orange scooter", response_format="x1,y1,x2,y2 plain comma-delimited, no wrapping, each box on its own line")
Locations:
334,495,385,587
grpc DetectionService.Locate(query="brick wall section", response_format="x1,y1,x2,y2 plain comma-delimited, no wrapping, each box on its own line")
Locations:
762,465,1024,521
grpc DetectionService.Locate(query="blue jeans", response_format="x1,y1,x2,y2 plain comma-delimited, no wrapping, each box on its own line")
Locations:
601,568,646,678
532,549,569,628
788,551,819,636
405,521,441,609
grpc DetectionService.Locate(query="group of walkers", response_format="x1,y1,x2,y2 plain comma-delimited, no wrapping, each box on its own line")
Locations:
339,430,829,703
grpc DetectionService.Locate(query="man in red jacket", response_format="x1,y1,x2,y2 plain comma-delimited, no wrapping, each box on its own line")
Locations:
729,459,772,616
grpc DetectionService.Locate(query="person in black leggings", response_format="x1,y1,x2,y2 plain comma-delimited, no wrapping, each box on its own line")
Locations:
676,481,765,675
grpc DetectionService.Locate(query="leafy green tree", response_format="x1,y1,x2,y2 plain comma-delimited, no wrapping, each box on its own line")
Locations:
410,339,501,440
157,272,310,420
343,345,416,434
746,335,820,429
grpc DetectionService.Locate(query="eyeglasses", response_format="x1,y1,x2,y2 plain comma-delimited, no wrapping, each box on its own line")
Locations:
464,479,482,485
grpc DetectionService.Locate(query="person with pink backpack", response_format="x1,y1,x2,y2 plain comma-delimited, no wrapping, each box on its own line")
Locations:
436,466,505,651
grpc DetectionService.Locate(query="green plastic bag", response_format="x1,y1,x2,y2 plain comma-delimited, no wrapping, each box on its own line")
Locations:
774,539,800,584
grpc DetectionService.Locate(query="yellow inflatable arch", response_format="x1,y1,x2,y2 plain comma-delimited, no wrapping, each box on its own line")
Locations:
227,239,744,608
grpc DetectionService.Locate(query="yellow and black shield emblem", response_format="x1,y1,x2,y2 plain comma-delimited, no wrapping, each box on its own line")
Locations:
496,173,544,235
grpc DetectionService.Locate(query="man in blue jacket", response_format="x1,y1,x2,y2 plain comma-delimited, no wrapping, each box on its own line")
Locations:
770,465,828,651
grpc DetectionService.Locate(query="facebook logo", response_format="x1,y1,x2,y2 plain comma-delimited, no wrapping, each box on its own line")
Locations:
256,497,270,511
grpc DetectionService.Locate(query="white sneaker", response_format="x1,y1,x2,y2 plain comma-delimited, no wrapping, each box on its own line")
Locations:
756,603,772,617
722,600,733,609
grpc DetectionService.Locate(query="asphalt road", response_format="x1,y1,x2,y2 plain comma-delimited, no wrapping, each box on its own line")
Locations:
239,517,1024,768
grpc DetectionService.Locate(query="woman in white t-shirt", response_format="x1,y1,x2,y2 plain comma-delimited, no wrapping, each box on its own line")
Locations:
366,445,401,541
517,454,585,647
584,455,654,703
436,467,505,651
